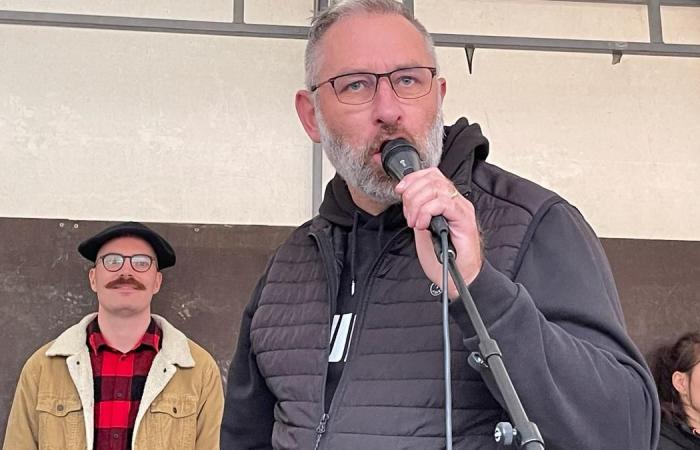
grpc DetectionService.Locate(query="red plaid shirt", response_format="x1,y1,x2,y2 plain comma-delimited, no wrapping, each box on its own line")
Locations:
87,318,162,450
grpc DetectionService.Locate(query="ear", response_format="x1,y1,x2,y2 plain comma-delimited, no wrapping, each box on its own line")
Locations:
152,271,163,295
88,267,98,293
673,371,689,396
295,90,321,143
437,77,447,101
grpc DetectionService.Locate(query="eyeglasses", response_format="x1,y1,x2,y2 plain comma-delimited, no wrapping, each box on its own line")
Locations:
98,253,156,273
310,66,437,105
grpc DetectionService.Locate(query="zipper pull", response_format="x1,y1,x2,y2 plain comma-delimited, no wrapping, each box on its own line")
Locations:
313,413,330,450
351,279,356,296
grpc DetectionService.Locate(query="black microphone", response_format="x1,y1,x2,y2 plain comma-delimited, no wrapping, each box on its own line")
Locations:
381,138,450,237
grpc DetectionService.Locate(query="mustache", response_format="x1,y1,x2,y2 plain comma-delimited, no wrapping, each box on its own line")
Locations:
105,276,146,290
370,124,403,151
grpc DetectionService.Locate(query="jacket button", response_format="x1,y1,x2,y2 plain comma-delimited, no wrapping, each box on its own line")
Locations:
172,407,177,414
57,404,64,412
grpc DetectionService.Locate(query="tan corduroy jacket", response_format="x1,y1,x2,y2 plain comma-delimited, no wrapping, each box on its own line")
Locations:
3,313,224,450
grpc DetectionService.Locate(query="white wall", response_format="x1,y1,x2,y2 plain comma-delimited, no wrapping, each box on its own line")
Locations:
1,0,698,240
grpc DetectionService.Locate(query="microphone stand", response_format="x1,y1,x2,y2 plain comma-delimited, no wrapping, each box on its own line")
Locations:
433,231,545,449
379,138,543,448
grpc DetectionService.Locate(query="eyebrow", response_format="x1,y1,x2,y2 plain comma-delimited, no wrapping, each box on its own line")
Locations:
328,62,430,78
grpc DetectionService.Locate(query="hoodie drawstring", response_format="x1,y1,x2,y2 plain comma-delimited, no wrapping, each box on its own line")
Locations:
349,212,359,296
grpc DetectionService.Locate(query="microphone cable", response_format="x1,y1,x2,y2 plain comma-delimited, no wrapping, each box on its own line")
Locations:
440,230,453,450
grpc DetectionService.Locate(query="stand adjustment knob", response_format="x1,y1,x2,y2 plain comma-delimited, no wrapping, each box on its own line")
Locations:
494,422,516,446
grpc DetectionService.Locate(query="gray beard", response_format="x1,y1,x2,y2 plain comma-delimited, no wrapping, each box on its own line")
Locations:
317,113,444,206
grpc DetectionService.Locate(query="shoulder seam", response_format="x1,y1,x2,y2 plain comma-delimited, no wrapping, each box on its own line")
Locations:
511,197,568,277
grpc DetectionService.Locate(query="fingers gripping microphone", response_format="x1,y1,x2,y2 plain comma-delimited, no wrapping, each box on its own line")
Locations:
380,138,451,237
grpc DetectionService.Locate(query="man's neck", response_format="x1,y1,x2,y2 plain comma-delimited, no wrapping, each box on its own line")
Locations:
347,185,390,216
96,311,152,353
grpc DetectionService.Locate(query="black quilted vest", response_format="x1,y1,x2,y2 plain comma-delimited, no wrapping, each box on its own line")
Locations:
250,118,561,449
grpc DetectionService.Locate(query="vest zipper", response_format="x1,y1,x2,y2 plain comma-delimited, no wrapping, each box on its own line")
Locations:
309,227,407,449
310,231,340,450
313,413,330,450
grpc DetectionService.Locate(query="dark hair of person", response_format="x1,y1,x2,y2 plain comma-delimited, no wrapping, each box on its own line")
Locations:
650,332,700,425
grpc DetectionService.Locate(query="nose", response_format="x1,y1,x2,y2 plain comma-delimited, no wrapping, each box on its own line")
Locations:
119,257,136,275
371,77,403,127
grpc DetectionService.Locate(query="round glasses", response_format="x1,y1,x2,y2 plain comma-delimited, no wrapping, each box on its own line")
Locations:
98,253,156,272
310,66,437,105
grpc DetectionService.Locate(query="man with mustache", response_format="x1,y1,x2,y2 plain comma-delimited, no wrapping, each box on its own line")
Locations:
3,222,223,450
221,0,659,449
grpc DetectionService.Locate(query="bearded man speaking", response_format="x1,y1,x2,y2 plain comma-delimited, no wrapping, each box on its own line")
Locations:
220,1,659,449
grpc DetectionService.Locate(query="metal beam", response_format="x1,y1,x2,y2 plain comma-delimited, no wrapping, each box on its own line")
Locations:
403,0,415,16
647,0,664,43
0,11,310,39
545,0,700,5
233,0,245,24
312,143,323,215
2,10,699,58
433,33,700,58
311,0,329,214
315,0,329,13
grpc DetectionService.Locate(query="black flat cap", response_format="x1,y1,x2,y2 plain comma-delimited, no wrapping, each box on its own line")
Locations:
78,221,176,269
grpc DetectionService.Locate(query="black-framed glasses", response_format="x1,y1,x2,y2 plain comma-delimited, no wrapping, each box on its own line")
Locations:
98,253,156,273
310,66,437,105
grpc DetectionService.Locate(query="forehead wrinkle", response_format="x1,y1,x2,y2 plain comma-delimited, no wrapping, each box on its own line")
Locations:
316,13,434,82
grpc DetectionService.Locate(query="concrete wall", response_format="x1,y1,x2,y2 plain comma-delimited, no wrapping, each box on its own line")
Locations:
1,0,698,237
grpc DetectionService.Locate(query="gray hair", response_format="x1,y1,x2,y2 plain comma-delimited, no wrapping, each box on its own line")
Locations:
304,0,437,89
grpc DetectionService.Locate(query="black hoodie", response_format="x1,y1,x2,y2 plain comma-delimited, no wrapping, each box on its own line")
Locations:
222,118,660,450
317,118,489,411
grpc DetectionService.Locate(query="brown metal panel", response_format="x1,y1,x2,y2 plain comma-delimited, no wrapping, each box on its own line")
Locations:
1,217,698,440
601,238,700,359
